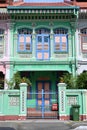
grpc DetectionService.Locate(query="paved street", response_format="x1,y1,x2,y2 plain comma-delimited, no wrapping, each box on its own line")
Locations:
17,121,70,130
74,126,87,130
0,120,87,130
0,128,15,130
0,120,70,130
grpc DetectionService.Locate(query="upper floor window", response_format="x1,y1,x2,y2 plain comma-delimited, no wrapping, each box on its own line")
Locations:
18,28,32,53
54,28,68,52
80,28,87,53
0,29,4,54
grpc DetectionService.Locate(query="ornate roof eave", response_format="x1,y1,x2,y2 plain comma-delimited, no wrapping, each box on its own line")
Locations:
79,9,87,19
7,5,79,10
79,9,87,13
0,8,7,13
7,5,79,15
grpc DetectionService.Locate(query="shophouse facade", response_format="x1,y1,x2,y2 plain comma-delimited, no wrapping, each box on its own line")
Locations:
0,0,87,120
0,0,79,87
76,1,87,74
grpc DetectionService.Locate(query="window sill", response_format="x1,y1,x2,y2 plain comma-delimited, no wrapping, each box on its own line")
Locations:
54,51,68,54
17,51,32,54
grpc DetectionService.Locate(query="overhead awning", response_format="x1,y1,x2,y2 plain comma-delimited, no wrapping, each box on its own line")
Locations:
7,6,79,14
80,9,87,13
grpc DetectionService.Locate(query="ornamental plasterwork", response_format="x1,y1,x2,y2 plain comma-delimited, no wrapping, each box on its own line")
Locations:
7,23,15,30
0,24,7,31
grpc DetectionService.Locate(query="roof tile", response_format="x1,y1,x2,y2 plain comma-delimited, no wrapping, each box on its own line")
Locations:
75,2,87,9
12,2,73,7
0,4,8,7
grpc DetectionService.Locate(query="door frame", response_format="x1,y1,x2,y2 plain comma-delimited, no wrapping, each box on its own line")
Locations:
36,80,51,111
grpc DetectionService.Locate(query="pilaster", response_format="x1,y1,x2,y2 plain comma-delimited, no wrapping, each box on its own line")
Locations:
7,23,15,58
57,83,66,120
81,91,87,120
19,83,28,119
5,65,10,89
32,28,36,60
50,28,54,60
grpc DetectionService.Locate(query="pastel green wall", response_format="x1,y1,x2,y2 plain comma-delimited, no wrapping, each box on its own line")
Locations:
9,19,76,78
0,83,86,120
58,83,86,119
66,89,86,117
0,83,27,116
0,90,20,115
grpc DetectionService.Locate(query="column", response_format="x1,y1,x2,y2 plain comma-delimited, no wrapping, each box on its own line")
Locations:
50,28,54,60
19,83,28,120
72,64,76,77
10,64,14,79
85,91,87,120
7,23,15,58
81,91,87,120
4,65,10,89
70,22,76,60
57,83,66,120
71,24,76,76
32,28,36,60
68,32,72,61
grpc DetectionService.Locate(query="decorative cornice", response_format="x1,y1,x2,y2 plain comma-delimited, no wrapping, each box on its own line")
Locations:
7,22,15,30
78,60,87,65
7,5,79,15
11,60,71,65
7,5,79,10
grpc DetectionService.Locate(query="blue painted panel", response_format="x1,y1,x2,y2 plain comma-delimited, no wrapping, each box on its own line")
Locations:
36,34,50,60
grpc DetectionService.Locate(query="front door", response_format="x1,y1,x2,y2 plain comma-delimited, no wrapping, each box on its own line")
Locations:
36,34,50,60
37,81,50,118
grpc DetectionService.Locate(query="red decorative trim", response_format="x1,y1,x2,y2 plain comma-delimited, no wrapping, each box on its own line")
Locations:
80,115,87,121
0,116,26,121
0,116,5,121
58,115,70,120
0,115,86,121
59,114,87,121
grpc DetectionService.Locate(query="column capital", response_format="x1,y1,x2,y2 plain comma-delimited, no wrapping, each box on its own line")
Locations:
19,83,28,88
57,83,67,88
7,22,15,30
